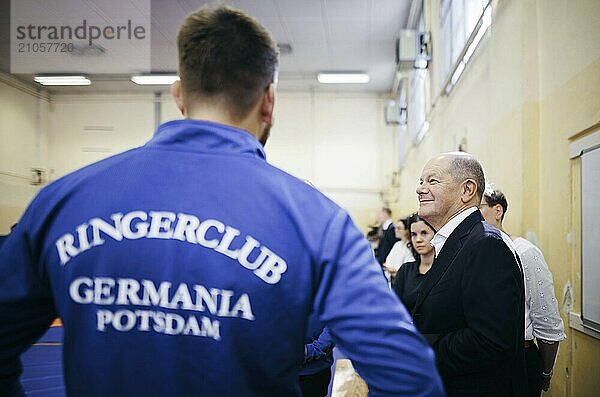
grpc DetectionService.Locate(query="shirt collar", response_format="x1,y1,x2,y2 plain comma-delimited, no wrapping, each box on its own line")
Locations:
145,119,266,160
430,207,478,257
382,219,393,230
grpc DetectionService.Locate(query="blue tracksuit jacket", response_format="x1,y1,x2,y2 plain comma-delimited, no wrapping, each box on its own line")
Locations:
0,119,444,396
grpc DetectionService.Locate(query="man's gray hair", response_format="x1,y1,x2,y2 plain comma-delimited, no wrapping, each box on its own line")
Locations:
448,154,485,199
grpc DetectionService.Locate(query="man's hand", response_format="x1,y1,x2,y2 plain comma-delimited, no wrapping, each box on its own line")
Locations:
303,345,307,364
537,338,560,392
541,370,553,391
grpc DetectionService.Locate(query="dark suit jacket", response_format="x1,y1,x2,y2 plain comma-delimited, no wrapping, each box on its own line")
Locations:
412,210,527,397
377,223,399,265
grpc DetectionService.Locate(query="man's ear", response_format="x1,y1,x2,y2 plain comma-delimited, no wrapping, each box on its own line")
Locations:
260,83,275,124
494,204,504,222
461,179,478,203
171,80,186,117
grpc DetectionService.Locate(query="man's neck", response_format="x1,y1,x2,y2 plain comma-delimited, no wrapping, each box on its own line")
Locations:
187,106,260,139
434,205,471,231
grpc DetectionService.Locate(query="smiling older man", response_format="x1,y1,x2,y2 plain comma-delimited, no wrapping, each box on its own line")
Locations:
412,152,527,397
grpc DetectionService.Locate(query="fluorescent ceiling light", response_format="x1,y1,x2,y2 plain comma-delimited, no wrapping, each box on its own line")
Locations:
34,75,91,86
131,74,180,85
317,73,370,84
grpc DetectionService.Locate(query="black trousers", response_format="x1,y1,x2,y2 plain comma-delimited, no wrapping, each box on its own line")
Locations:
299,368,332,397
525,342,543,397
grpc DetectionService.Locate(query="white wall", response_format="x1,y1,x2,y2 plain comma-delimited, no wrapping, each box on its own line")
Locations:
0,79,48,233
1,90,395,233
48,94,155,178
164,91,397,229
269,92,397,229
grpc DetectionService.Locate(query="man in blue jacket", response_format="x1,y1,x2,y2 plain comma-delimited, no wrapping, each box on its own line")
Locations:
0,5,444,397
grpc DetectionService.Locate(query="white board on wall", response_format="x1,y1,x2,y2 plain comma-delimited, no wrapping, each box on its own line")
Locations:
581,144,600,333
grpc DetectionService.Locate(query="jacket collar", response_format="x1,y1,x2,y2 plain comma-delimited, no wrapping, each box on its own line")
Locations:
145,119,267,160
412,210,484,315
430,207,477,258
382,219,393,231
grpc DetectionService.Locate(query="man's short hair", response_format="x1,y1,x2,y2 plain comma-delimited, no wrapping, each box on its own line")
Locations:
483,186,508,221
177,5,279,120
449,155,485,200
381,207,392,217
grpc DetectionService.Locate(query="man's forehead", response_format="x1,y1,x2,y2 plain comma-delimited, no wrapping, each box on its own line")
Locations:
421,156,451,176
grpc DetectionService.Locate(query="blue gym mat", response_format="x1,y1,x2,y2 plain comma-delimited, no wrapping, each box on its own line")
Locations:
20,326,66,397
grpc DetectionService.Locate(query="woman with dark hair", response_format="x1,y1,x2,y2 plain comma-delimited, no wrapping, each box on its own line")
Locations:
392,213,436,312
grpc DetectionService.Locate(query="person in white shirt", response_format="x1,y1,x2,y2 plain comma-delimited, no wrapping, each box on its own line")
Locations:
383,217,415,279
480,186,566,397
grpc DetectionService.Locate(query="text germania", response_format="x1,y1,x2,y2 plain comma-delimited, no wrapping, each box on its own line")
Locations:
69,277,256,340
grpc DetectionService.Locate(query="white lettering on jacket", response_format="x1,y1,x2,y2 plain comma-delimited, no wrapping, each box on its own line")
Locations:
69,277,254,321
55,211,287,284
69,277,257,340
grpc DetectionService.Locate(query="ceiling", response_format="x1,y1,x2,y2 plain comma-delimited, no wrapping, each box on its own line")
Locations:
1,0,415,94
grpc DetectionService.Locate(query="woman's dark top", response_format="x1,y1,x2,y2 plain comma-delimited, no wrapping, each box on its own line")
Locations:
392,261,428,313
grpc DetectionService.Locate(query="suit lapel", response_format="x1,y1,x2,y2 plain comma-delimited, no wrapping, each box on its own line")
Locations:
411,210,483,315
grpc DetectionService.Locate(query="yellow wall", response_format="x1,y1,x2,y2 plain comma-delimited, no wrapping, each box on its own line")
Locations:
398,0,600,395
538,0,600,393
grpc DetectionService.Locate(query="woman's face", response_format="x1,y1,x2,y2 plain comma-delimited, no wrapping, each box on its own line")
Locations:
410,220,435,256
395,221,408,240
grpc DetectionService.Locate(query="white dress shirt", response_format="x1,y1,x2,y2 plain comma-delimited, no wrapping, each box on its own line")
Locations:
430,207,478,258
382,219,393,232
488,230,565,342
514,237,566,342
